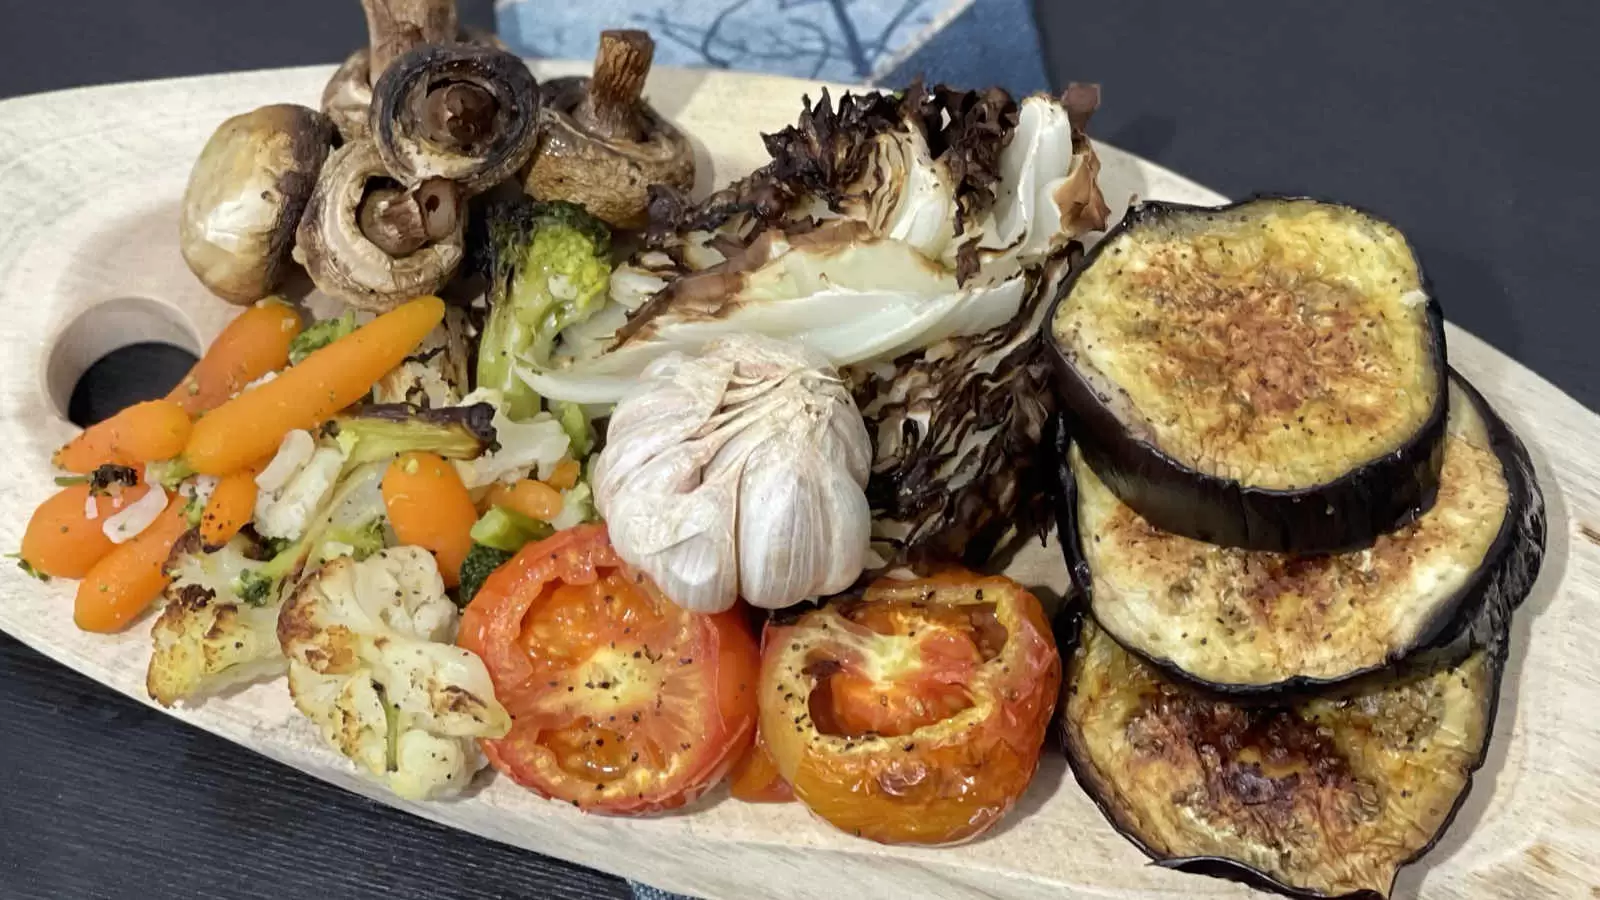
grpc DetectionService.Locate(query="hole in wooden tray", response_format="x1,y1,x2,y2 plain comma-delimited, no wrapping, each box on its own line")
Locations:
68,343,198,427
46,297,201,425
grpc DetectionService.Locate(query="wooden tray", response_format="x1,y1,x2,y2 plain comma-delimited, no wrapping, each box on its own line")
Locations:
1,63,1597,900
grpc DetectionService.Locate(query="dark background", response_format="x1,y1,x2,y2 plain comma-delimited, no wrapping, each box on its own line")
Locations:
2,2,1596,898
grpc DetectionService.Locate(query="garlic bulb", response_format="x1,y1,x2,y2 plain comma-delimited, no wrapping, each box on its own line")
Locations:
594,334,872,612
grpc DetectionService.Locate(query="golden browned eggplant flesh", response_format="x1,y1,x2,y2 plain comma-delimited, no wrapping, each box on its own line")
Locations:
1064,376,1515,690
1047,197,1450,554
1060,614,1499,899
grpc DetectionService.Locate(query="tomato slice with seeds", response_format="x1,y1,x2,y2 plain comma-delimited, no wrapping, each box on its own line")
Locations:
459,524,759,814
759,571,1061,844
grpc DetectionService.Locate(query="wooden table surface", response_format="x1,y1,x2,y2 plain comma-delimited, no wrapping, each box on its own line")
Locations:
2,2,1597,899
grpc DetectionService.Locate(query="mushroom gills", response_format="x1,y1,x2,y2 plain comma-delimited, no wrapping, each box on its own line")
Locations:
1056,371,1545,692
293,139,465,311
322,24,509,143
1047,196,1450,554
370,42,541,195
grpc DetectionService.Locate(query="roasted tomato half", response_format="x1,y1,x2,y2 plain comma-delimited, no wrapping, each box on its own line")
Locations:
759,571,1061,844
459,524,760,814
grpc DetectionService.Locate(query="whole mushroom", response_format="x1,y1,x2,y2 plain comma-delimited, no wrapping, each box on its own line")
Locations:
293,139,465,311
369,42,542,195
524,30,695,230
179,104,334,304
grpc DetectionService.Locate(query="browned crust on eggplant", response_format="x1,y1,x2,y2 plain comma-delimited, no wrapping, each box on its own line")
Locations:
1047,196,1450,554
1057,607,1507,900
1054,369,1545,694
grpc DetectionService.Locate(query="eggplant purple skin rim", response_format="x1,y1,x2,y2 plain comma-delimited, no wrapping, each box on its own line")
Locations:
1051,521,1528,900
1052,368,1546,696
1045,195,1451,555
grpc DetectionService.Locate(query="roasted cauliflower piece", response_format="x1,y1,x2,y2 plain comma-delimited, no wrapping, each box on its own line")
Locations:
277,547,511,800
147,533,289,707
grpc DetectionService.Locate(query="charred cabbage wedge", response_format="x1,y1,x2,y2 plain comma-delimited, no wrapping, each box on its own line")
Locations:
1049,197,1449,554
529,82,1107,561
1059,601,1514,900
1057,372,1544,692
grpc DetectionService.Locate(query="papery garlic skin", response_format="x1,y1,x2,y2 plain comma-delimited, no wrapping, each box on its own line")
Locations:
594,334,871,613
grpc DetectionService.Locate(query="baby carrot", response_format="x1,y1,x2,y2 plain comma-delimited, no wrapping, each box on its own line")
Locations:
74,495,187,633
198,467,261,550
184,295,445,476
545,458,581,491
52,399,192,473
20,482,152,579
167,301,303,415
382,451,477,587
492,478,564,522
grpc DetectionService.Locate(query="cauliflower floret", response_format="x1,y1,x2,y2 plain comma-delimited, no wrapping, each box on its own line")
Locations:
277,547,511,800
452,388,570,488
147,533,288,707
255,444,346,541
373,358,463,409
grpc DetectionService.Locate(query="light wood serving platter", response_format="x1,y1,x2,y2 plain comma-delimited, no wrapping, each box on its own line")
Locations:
1,63,1598,900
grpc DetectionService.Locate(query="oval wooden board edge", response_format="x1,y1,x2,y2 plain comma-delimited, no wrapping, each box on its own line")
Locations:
1,63,1599,899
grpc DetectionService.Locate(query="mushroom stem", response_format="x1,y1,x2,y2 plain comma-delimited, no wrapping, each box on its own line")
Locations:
362,0,459,85
358,178,461,256
575,30,654,142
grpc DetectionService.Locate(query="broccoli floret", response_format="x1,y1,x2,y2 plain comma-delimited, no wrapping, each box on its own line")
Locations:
457,544,515,608
331,403,498,466
235,570,276,607
553,401,594,459
476,198,612,421
232,538,307,607
290,311,358,365
183,494,206,528
143,459,195,492
321,517,387,562
468,506,553,553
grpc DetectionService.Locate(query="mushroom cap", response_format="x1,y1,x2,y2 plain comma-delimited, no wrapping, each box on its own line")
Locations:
370,42,541,195
293,139,464,312
322,49,374,143
523,76,695,231
180,104,333,305
321,30,509,145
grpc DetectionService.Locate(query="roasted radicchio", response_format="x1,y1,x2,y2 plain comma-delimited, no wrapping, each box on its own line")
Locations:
853,247,1078,563
528,82,1110,562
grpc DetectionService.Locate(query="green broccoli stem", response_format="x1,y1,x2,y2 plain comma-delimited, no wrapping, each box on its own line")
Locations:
469,506,553,553
477,300,541,421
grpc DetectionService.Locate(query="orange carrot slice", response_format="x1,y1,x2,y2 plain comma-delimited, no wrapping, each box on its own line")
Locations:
382,451,477,587
198,466,261,550
20,482,153,579
184,296,445,476
494,478,564,522
168,302,303,415
53,400,192,473
545,458,581,492
74,495,188,633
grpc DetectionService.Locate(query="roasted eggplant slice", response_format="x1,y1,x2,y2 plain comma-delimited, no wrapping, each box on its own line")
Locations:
1059,607,1507,900
1048,197,1449,553
1057,371,1543,692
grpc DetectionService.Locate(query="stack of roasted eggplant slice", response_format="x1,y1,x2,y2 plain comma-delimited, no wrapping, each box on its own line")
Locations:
1046,197,1546,899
